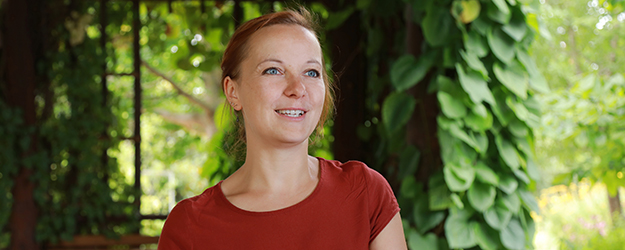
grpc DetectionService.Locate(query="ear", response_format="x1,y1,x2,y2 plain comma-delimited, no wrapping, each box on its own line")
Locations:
223,76,242,111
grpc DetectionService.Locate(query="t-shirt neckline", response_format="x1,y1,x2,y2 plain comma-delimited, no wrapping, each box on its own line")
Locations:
215,157,326,216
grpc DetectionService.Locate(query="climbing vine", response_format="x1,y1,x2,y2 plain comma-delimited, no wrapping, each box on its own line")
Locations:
1,0,138,245
339,0,546,249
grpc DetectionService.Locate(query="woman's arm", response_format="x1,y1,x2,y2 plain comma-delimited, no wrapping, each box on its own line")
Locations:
370,212,408,250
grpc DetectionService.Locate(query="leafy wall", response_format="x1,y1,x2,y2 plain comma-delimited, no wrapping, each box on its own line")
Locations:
343,0,547,249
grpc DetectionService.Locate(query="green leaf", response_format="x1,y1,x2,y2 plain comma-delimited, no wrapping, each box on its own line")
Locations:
606,73,625,87
491,88,515,126
445,214,477,249
464,31,489,58
472,103,488,117
492,0,511,15
429,183,453,211
474,223,499,250
456,64,496,106
468,181,496,212
408,231,439,250
484,202,512,230
400,176,420,199
501,193,521,214
429,172,453,210
464,109,493,132
499,175,519,194
493,62,528,99
438,91,467,119
508,119,528,137
487,0,511,24
501,218,525,249
412,186,446,233
506,97,530,122
487,28,515,64
574,74,597,93
444,162,476,192
390,55,433,91
325,7,355,30
518,189,539,212
176,58,193,70
437,116,458,131
460,50,488,78
495,135,520,170
451,193,465,209
449,123,480,151
526,158,540,181
422,6,453,46
514,136,532,158
415,210,446,234
516,48,549,93
399,146,421,177
382,92,417,135
475,161,500,186
513,169,530,184
474,132,489,154
501,14,527,41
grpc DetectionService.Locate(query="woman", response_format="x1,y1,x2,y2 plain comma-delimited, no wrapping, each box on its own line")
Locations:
158,8,407,249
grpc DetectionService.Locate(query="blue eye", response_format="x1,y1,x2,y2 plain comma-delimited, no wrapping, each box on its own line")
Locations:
305,70,319,78
263,68,280,75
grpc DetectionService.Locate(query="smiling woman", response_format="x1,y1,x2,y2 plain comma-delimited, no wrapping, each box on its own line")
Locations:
158,8,407,250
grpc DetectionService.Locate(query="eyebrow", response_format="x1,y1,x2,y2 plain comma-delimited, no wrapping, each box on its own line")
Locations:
306,59,322,66
256,58,322,67
257,58,283,66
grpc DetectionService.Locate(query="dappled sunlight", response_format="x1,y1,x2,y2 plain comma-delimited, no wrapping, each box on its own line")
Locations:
534,181,625,249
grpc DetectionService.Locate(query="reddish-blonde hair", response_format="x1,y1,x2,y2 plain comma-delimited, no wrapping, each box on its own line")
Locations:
220,8,335,143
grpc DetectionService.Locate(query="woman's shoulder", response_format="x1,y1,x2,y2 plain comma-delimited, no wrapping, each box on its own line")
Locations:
169,183,223,216
319,157,367,174
318,157,386,184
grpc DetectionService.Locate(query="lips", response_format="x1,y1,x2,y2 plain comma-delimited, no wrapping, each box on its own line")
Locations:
275,109,306,117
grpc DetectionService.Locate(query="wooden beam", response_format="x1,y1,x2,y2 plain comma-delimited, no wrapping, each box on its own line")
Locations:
4,0,40,248
132,0,143,228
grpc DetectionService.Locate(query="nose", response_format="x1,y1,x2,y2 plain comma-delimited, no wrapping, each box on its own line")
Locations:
284,74,306,98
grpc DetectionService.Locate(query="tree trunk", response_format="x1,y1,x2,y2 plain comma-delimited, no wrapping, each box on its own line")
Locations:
325,1,367,163
608,189,622,218
404,5,441,184
3,0,40,248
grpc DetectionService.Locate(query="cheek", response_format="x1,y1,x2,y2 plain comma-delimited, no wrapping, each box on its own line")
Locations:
311,83,326,108
240,80,279,106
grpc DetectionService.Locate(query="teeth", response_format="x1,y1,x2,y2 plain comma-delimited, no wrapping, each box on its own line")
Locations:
276,110,305,117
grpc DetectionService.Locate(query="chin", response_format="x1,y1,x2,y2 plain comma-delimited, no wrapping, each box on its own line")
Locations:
274,131,314,145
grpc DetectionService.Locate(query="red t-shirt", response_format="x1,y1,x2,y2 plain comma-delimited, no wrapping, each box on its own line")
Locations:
158,158,400,249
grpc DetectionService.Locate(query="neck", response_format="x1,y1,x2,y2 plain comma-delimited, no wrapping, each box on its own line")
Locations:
237,136,317,192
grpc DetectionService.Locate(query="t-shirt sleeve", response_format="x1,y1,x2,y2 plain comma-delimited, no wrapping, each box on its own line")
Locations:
158,199,193,250
363,165,401,243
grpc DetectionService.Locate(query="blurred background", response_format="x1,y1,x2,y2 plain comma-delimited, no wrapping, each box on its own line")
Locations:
1,0,624,249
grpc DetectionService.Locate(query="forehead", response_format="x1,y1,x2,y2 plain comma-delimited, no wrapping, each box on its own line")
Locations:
245,24,322,61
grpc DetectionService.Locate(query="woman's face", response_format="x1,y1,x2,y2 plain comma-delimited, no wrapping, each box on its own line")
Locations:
225,24,325,147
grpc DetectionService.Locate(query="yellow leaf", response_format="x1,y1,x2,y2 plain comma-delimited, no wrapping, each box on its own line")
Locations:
460,0,481,24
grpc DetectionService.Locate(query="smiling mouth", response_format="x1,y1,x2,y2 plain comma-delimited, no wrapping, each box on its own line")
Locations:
275,109,306,117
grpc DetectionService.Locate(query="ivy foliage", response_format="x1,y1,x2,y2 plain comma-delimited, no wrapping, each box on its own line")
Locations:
342,0,546,248
0,103,33,243
1,1,139,245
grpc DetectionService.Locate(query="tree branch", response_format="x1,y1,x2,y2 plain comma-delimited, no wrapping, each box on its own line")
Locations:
141,60,213,113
